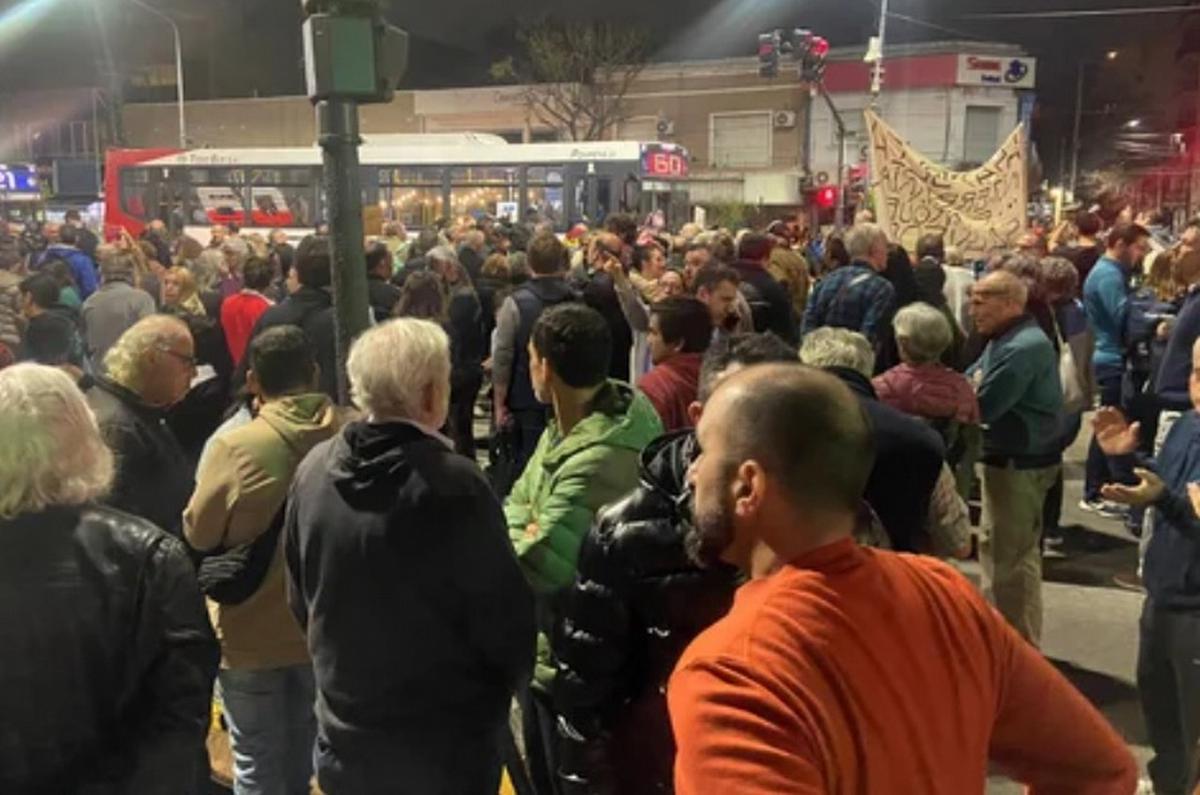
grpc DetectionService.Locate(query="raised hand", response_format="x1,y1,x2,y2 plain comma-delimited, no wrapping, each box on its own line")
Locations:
1093,407,1140,457
1101,468,1165,508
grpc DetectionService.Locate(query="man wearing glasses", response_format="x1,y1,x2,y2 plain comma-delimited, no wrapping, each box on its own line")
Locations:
968,270,1064,646
86,314,197,537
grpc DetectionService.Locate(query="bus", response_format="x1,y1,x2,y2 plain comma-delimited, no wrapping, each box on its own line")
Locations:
103,136,691,244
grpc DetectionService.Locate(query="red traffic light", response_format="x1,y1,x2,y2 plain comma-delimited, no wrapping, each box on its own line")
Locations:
811,36,830,59
815,186,837,208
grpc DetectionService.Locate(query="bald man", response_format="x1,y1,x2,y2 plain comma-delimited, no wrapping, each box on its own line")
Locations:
670,363,1134,795
968,270,1064,645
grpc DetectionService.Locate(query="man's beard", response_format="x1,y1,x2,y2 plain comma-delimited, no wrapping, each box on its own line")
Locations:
684,483,737,569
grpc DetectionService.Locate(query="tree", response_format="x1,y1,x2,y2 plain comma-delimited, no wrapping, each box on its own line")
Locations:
491,19,648,142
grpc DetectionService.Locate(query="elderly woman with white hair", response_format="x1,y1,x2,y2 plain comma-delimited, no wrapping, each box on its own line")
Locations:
0,363,218,792
284,317,535,794
873,302,981,427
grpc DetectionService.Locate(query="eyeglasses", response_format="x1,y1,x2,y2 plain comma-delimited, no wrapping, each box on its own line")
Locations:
158,346,197,368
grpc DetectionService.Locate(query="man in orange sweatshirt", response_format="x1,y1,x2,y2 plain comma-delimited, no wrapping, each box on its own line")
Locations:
669,362,1138,795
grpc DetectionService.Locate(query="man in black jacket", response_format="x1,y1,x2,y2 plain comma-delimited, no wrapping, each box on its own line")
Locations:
366,241,401,322
731,232,797,344
0,362,217,794
429,244,486,457
799,326,945,553
285,318,534,794
247,235,339,400
553,332,798,795
86,314,196,537
493,232,579,478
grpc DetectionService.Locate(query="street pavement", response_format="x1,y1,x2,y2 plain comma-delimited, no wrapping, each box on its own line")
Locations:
977,426,1152,792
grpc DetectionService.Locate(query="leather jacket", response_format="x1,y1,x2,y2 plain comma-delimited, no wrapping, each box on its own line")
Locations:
0,504,219,793
554,431,740,795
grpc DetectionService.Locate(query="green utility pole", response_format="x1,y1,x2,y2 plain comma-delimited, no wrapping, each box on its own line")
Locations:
300,0,407,403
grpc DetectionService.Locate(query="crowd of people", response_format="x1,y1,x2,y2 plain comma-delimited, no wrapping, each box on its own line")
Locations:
6,199,1200,794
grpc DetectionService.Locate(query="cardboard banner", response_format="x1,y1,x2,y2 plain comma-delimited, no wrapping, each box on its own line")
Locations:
865,110,1027,260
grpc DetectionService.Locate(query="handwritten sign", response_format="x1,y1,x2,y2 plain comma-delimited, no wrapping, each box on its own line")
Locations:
866,110,1027,260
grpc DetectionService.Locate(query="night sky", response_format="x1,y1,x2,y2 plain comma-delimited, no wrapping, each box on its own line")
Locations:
0,0,1190,179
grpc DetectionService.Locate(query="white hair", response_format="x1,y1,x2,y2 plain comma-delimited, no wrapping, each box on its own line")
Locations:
845,223,888,261
893,302,953,364
0,364,114,519
103,315,190,393
348,318,451,421
799,327,876,379
427,245,459,267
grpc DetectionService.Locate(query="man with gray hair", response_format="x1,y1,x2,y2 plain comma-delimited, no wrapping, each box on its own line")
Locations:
0,363,219,793
86,314,196,536
81,251,156,362
968,269,1063,644
800,327,949,555
285,318,534,793
802,223,896,346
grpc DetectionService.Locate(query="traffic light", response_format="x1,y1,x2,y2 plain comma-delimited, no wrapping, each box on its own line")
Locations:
815,185,838,209
302,0,409,103
801,35,829,83
758,32,780,78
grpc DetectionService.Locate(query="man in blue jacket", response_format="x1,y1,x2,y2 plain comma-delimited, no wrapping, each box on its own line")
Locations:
969,270,1064,645
1095,334,1200,795
1081,222,1150,515
35,223,98,300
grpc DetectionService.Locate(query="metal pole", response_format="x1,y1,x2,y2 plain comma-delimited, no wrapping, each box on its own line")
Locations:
871,0,889,102
317,98,370,405
129,0,186,148
1192,55,1200,218
1069,61,1084,197
820,86,847,231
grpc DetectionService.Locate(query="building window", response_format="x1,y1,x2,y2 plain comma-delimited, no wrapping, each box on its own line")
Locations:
710,111,772,168
963,106,1002,164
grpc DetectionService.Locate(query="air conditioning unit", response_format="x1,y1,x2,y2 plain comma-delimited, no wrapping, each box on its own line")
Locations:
774,110,797,129
656,118,675,137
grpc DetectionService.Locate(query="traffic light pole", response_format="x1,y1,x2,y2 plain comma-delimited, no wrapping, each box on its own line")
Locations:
820,86,847,231
316,98,370,404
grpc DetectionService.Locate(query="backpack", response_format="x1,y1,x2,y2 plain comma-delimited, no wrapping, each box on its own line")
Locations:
1124,287,1174,377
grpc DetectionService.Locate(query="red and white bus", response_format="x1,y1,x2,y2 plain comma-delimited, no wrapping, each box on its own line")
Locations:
103,135,691,244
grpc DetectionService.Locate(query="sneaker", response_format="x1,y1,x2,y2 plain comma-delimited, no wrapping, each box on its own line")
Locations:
1135,777,1157,794
1078,499,1127,520
1113,572,1147,593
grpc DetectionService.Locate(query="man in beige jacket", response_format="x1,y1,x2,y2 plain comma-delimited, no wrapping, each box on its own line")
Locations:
184,324,339,795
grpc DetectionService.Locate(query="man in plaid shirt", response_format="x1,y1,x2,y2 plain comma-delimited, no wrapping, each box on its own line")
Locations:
802,223,896,344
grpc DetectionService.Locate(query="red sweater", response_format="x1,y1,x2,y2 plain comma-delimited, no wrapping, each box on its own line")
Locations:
637,352,702,432
669,539,1136,795
220,291,272,367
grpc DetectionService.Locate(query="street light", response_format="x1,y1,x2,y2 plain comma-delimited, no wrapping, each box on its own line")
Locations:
1106,50,1119,61
129,0,186,148
1125,118,1143,129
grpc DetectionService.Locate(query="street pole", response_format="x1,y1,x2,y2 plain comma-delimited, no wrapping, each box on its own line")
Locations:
316,98,370,403
129,0,186,148
1070,61,1084,198
871,0,889,103
820,86,847,232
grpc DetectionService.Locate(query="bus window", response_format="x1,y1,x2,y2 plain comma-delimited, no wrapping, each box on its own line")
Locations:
597,177,612,222
526,166,564,228
448,166,519,221
248,168,315,228
119,168,153,222
380,166,444,228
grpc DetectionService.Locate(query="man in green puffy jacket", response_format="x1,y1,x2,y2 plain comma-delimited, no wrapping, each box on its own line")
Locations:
504,302,663,795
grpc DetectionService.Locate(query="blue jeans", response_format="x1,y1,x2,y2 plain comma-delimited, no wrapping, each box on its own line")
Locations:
1084,362,1125,502
218,664,316,795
